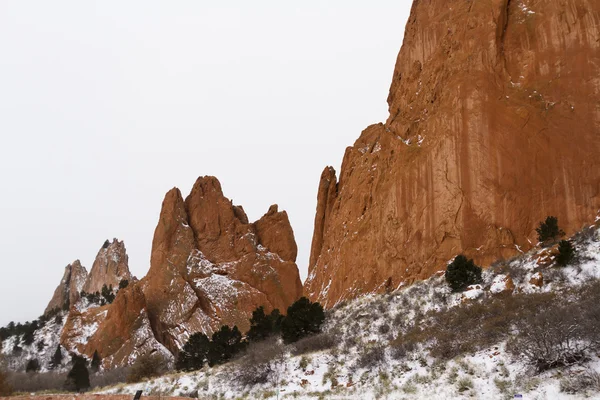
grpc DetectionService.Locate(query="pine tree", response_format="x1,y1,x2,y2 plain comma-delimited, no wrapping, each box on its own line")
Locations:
207,326,245,366
536,216,565,244
118,279,129,290
64,354,90,392
247,307,284,343
50,345,63,369
176,333,210,371
25,358,40,373
281,297,325,344
101,284,115,304
90,350,101,373
556,240,575,266
445,254,483,292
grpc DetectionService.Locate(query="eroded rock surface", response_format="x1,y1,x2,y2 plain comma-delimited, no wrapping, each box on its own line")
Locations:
82,239,133,294
45,260,88,314
306,0,600,307
142,177,303,353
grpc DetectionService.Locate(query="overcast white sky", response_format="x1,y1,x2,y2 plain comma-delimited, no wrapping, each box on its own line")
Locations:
0,1,411,326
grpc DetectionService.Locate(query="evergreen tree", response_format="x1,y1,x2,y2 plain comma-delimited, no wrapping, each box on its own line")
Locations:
247,306,283,342
176,332,210,371
445,254,483,292
90,350,101,373
54,314,63,324
50,345,63,369
207,326,245,366
64,354,90,392
556,240,575,266
25,358,40,373
101,284,115,304
118,279,129,290
22,329,35,346
62,297,70,312
536,216,565,244
281,297,325,344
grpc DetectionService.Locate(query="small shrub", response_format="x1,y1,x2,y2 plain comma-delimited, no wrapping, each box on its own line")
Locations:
378,323,390,335
356,345,385,369
507,303,590,372
445,255,482,292
290,332,335,356
556,240,575,266
6,371,66,393
560,370,600,394
536,216,564,244
89,367,129,388
0,367,12,396
298,356,309,371
126,352,168,383
235,339,285,388
457,377,474,392
494,377,512,395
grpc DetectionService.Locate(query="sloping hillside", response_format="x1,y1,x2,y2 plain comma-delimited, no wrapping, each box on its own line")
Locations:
97,224,600,399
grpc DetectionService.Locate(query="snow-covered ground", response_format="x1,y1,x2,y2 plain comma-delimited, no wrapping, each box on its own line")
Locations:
94,226,600,399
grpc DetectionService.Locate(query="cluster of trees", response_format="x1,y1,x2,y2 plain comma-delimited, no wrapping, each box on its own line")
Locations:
176,297,325,372
0,320,40,344
537,216,575,266
81,280,128,306
80,283,117,306
446,216,578,291
23,348,102,392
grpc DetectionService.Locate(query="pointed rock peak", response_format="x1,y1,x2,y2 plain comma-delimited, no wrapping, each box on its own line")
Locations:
266,204,279,215
45,260,88,315
82,238,132,294
233,205,249,224
322,166,337,182
189,175,224,198
255,204,297,263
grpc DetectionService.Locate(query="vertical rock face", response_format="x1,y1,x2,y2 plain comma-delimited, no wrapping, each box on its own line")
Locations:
82,239,133,294
306,0,600,307
45,260,88,314
143,176,303,353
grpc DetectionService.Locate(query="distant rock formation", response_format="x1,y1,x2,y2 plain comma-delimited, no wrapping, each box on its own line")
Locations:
45,260,88,314
306,0,600,307
82,239,133,294
57,176,303,366
141,176,303,353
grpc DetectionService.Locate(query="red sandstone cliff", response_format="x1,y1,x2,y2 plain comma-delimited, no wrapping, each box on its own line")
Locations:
45,260,88,314
141,176,303,353
305,0,600,307
82,239,133,294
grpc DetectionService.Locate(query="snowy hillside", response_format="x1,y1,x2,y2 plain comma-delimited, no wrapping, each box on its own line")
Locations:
96,225,600,399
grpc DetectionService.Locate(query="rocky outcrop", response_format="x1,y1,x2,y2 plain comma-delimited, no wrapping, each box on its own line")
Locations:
82,239,133,294
142,176,303,353
306,0,600,306
45,260,88,314
83,284,171,368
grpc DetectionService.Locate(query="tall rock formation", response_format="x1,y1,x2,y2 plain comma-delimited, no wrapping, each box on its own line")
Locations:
82,239,133,294
306,0,600,307
142,176,303,352
45,260,88,314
